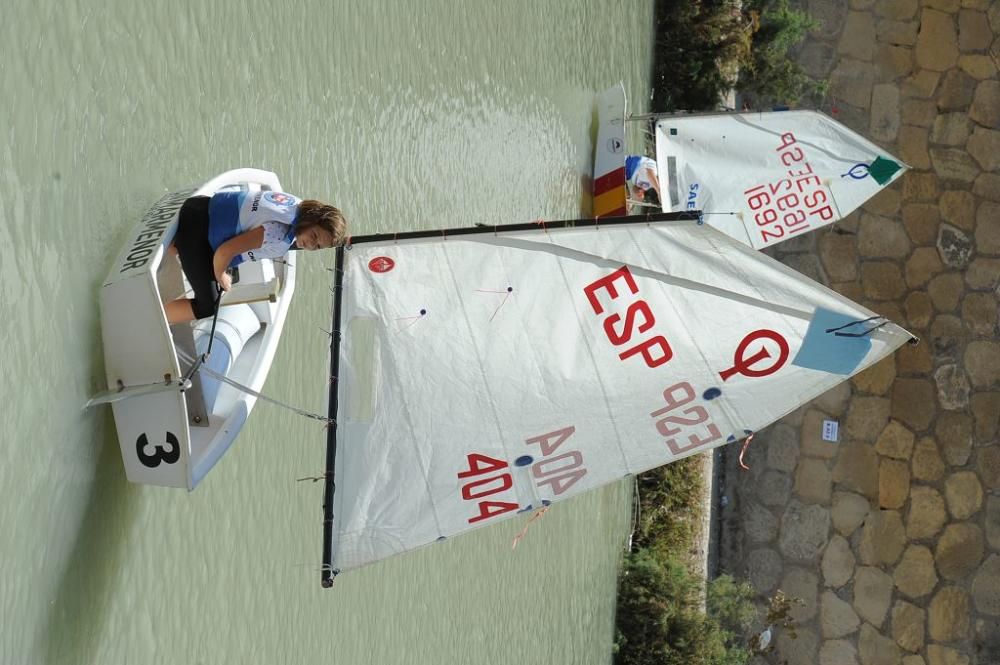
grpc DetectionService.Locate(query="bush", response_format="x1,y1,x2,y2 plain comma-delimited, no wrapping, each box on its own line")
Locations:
650,0,823,113
614,549,755,665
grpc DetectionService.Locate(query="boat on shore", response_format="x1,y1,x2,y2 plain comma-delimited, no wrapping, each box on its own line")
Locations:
90,169,296,489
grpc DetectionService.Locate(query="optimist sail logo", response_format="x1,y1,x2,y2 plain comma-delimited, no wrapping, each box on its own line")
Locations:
368,256,395,273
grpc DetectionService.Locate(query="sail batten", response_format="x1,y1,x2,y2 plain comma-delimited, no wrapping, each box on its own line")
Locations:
321,213,912,583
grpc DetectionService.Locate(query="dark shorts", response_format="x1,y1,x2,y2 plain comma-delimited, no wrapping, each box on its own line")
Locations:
174,196,220,320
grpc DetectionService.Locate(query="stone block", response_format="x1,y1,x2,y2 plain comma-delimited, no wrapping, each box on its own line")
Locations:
904,291,934,328
894,544,939,598
823,534,857,588
938,190,976,231
935,522,985,580
927,272,965,311
969,80,1000,128
854,356,897,396
905,247,944,287
944,470,983,519
891,600,926,652
795,457,833,504
934,364,971,410
891,378,937,430
854,565,895,626
779,500,832,562
965,341,1000,387
931,112,971,146
938,412,975,465
972,554,1000,615
859,213,911,258
859,509,906,565
916,9,960,71
859,622,901,665
902,203,940,244
832,490,872,536
840,11,878,60
930,147,981,183
906,485,947,539
971,392,1000,440
929,586,971,641
962,293,998,335
822,590,861,638
879,458,910,508
958,9,994,51
912,436,946,481
965,258,1000,289
936,224,974,268
975,201,1000,254
862,262,906,300
968,127,1000,171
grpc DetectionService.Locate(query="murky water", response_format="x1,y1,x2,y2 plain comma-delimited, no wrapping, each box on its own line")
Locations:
1,1,653,663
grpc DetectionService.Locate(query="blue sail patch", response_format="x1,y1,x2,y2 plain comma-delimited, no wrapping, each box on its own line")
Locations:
791,308,874,375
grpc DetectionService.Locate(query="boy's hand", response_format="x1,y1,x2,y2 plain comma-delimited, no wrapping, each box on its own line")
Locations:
217,271,232,292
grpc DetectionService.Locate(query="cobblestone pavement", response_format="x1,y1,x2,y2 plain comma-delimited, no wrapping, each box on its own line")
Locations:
717,1,1000,664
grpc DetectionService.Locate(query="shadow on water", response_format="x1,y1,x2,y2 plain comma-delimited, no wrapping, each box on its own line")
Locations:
41,409,141,665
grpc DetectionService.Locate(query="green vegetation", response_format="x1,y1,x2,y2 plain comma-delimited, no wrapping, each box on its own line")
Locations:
650,0,825,113
613,457,757,665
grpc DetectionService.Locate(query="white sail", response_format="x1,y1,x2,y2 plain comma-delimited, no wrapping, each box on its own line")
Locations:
655,110,907,249
323,217,913,577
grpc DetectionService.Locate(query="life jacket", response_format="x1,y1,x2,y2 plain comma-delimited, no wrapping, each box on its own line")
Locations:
624,155,657,191
208,190,301,266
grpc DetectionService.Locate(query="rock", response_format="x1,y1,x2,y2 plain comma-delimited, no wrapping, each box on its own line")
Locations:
891,379,937,430
745,500,779,543
903,70,941,99
935,522,985,580
936,225,974,269
833,444,880,498
931,314,969,359
779,500,831,562
820,638,859,665
822,590,861,638
958,8,993,50
972,554,1000,615
832,491,871,536
776,625,819,665
859,622,901,665
930,148,980,183
879,458,910,509
938,69,978,110
974,173,1000,201
840,11,878,61
859,214,911,260
875,420,915,459
859,510,906,566
906,485,947,539
928,586,971,641
912,437,945,481
971,393,1000,440
894,544,939,599
939,190,976,231
854,566,895,627
854,356,897,397
830,60,877,108
938,412,975,466
758,469,793,507
944,470,983,519
904,173,941,202
802,409,842,459
816,382,852,416
968,127,1000,172
927,644,970,665
928,272,964,312
846,397,892,442
977,446,1000,492
782,567,820,622
891,600,926,652
870,84,900,140
809,0,849,37
747,548,783,592
904,292,934,329
823,534,857,588
875,0,918,20
819,232,860,282
796,458,833,505
962,293,998,336
861,262,906,300
970,80,1000,128
902,99,936,127
905,247,944,287
960,54,997,80
986,495,1000,552
964,341,1000,388
934,364,971,410
876,44,913,80
766,423,800,473
897,124,930,169
965,258,1000,290
916,9,958,72
976,203,1000,254
902,203,941,244
932,113,972,146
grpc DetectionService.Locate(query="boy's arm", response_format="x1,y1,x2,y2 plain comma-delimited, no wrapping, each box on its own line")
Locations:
212,226,266,284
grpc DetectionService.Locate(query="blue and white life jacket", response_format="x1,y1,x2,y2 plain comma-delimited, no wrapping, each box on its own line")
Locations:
208,190,301,266
624,155,657,191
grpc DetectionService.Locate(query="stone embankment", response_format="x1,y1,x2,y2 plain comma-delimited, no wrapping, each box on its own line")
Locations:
717,1,1000,664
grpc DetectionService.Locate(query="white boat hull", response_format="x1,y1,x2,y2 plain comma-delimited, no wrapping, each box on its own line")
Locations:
98,169,295,489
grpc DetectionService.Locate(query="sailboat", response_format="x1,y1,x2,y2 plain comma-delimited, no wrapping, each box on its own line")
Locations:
90,169,297,489
591,86,908,249
319,211,915,586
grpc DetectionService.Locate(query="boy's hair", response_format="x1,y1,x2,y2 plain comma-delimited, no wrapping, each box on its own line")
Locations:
296,200,348,245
